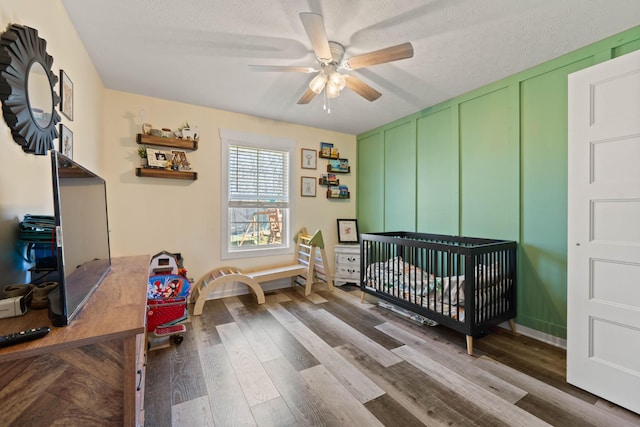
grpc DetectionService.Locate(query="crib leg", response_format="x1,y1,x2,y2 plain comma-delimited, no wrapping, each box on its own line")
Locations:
360,291,365,303
466,336,473,356
509,319,517,335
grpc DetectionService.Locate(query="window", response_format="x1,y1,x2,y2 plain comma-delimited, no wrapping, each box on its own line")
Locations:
220,129,295,259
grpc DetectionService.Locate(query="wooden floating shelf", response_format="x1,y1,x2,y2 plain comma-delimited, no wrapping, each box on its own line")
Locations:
318,177,339,186
136,133,198,150
135,168,198,180
327,165,350,173
326,190,350,199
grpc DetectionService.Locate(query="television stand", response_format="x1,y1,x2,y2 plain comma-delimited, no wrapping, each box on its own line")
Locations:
0,255,149,426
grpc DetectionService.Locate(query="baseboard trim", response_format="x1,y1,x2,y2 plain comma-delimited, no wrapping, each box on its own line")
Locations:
498,321,567,349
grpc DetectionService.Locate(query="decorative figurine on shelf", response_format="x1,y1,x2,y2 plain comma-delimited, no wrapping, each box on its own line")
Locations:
181,126,198,140
172,154,180,171
140,109,152,135
177,121,198,140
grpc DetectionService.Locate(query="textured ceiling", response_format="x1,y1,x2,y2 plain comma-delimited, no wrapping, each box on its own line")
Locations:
62,0,640,135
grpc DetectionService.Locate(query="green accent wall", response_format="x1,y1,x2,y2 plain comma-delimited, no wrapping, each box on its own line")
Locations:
384,121,416,231
356,25,640,339
518,57,594,336
459,88,519,241
357,132,384,233
416,108,458,235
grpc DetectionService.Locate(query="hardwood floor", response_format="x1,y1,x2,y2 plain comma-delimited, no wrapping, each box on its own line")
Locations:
144,284,640,426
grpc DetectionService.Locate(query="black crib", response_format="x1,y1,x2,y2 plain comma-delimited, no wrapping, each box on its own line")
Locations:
360,232,517,355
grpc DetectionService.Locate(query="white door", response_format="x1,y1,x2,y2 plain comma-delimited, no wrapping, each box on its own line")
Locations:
567,49,640,414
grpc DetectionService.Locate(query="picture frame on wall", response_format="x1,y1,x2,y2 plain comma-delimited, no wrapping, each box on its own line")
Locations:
337,218,359,243
59,69,74,121
301,148,317,169
301,176,316,197
59,124,73,159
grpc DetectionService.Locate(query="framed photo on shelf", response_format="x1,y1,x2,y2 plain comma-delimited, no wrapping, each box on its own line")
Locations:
59,124,73,159
301,148,317,169
301,176,316,197
337,218,359,243
59,69,74,121
147,148,172,168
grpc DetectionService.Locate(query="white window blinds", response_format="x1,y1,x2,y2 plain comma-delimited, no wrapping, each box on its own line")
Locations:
228,145,289,207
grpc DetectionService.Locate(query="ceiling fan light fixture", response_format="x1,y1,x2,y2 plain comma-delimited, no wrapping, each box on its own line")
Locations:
309,72,327,94
267,13,413,110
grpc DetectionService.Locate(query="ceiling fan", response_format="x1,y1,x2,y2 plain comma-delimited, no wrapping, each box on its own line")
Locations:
249,12,414,111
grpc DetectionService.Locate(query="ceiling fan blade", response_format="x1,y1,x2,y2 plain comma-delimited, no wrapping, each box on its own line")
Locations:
344,76,382,102
299,12,332,63
345,42,414,70
249,65,317,73
297,88,317,104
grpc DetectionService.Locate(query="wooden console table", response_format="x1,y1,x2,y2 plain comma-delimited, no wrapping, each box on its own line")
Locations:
0,255,149,426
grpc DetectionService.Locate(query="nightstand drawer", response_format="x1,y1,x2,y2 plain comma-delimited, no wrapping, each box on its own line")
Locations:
336,265,360,277
334,244,361,286
337,254,359,265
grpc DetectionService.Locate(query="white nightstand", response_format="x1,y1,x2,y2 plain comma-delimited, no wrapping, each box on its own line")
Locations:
334,244,360,286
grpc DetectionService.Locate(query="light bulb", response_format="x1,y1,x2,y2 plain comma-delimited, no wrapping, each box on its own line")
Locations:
329,72,346,91
326,81,340,98
309,73,327,94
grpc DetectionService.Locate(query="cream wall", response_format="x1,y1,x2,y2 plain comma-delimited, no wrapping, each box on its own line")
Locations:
103,90,356,296
0,0,104,285
0,0,357,297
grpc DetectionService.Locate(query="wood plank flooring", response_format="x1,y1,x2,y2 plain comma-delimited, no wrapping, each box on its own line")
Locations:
144,284,640,426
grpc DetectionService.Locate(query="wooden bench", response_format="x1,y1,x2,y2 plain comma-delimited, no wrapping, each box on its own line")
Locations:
191,229,333,315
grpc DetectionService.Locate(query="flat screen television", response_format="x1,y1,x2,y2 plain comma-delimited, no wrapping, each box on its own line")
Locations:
48,151,112,326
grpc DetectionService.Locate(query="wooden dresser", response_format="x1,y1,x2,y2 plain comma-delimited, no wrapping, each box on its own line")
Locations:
0,255,149,426
334,244,360,286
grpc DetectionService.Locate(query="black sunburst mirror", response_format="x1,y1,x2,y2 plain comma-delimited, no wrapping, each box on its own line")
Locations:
0,24,61,155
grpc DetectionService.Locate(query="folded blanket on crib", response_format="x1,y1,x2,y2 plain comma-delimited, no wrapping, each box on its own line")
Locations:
364,256,460,302
364,256,509,309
